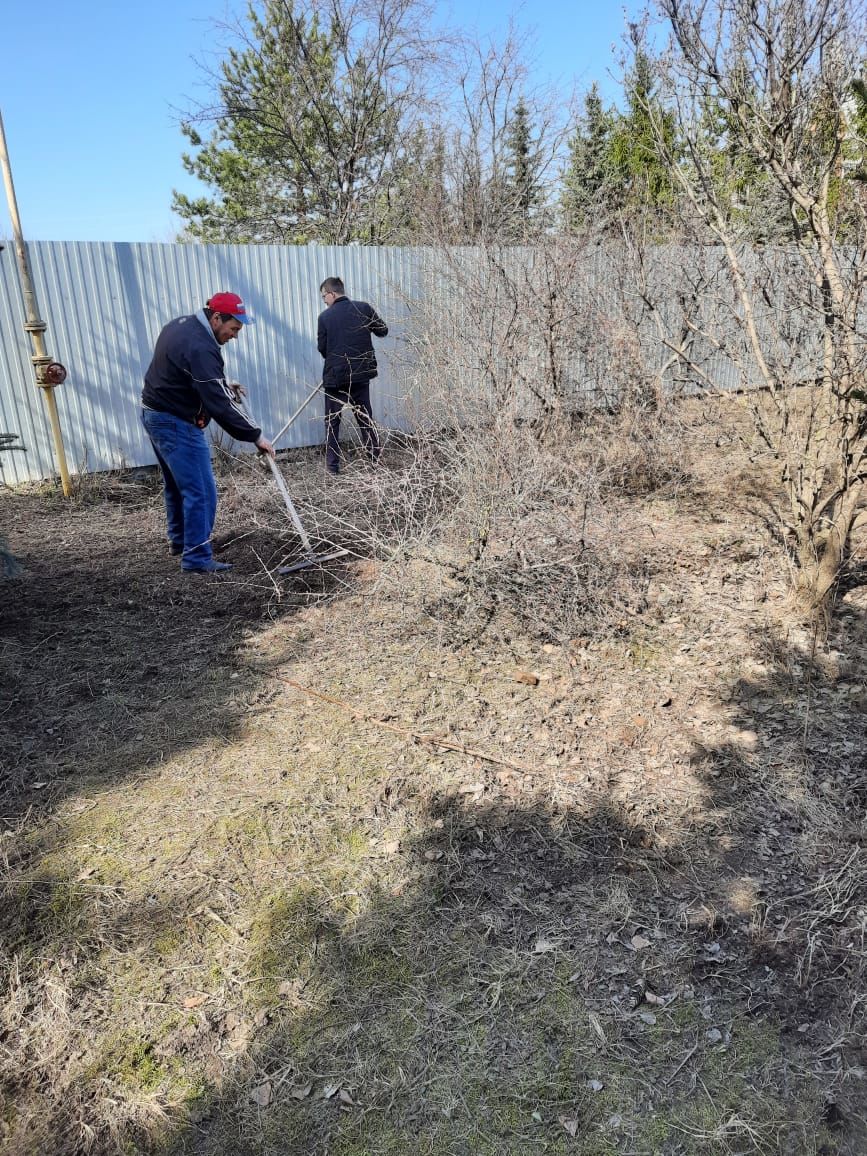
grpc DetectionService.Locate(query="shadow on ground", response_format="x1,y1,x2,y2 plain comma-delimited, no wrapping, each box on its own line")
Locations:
147,594,867,1155
3,465,867,1155
152,782,857,1155
0,473,349,815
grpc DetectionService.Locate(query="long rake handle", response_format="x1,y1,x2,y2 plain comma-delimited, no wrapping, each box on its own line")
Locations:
271,384,322,449
267,457,314,555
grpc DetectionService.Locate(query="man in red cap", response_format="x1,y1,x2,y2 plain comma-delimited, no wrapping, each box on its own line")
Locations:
141,293,274,573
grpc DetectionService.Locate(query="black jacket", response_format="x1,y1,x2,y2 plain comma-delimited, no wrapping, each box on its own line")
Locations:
142,312,261,442
317,296,388,392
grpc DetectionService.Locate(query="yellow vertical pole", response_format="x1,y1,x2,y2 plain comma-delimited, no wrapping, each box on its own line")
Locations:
0,107,72,496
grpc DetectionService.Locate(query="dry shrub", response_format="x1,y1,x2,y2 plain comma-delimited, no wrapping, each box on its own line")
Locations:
303,436,451,561
349,237,688,641
560,301,691,496
214,437,451,574
206,237,687,644
215,410,650,647
576,405,690,496
420,416,648,644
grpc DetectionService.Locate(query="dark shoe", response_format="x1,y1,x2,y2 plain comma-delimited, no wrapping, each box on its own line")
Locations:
183,560,232,574
326,466,340,477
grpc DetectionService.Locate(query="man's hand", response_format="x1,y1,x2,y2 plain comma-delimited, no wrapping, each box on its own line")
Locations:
229,381,248,401
255,435,276,459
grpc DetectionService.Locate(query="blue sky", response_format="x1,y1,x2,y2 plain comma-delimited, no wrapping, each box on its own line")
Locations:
2,0,641,242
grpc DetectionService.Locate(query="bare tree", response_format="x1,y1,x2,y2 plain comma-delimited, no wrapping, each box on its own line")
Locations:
641,0,867,608
409,28,570,243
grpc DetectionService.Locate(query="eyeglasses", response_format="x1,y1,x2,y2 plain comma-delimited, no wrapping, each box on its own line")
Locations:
321,291,332,301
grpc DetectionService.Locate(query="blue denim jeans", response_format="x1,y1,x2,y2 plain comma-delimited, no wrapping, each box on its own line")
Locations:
141,409,217,569
324,384,380,472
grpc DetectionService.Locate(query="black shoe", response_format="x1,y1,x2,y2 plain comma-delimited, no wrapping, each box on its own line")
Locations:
183,560,232,574
169,542,184,556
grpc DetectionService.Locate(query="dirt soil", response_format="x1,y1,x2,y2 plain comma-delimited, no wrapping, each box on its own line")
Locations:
1,412,867,1156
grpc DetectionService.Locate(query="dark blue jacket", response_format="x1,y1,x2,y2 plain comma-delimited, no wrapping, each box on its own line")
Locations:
142,312,261,442
317,296,388,392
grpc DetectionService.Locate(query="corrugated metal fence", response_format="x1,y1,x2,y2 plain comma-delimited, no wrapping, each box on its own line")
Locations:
0,242,422,485
1,239,793,484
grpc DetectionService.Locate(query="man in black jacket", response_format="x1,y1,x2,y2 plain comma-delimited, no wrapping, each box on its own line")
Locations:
141,292,274,573
317,277,388,475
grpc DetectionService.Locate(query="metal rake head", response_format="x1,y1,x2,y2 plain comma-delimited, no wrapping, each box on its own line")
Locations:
277,546,350,575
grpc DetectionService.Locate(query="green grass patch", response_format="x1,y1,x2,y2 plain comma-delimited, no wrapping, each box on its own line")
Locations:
248,882,337,1005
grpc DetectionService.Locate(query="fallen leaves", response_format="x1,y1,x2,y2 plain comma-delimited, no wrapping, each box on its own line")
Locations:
559,1115,580,1137
250,1082,272,1107
323,1084,356,1109
249,1079,355,1111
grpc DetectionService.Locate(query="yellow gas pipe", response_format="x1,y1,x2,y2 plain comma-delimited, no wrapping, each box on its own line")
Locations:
0,107,72,496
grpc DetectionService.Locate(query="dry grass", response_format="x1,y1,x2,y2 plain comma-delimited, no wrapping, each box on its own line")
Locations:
1,397,866,1154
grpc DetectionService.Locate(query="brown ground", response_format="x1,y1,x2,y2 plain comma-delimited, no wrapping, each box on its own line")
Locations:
1,409,866,1155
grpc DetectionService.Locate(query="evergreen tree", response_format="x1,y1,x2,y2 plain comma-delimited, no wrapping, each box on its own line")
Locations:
695,94,793,242
562,83,615,231
173,0,432,244
607,49,679,219
501,98,541,238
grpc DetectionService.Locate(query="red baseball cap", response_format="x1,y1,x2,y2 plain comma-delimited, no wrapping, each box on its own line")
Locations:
207,292,254,324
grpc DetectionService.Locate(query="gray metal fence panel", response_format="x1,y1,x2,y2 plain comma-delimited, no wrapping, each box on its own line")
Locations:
0,242,420,485
0,239,839,484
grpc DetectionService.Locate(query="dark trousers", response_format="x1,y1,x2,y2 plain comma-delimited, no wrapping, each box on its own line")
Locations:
324,384,380,472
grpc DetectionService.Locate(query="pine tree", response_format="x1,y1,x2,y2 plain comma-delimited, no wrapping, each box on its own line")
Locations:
607,49,679,219
173,0,431,244
562,84,615,231
501,98,541,238
696,94,792,242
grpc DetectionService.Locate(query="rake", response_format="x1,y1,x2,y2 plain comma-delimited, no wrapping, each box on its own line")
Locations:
267,455,349,574
254,385,349,574
271,382,322,449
